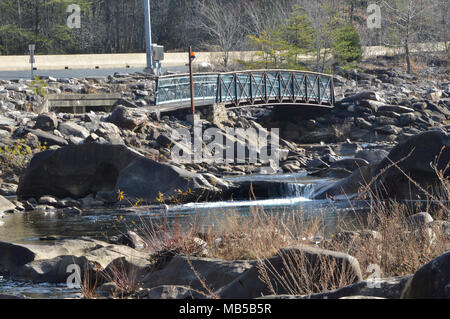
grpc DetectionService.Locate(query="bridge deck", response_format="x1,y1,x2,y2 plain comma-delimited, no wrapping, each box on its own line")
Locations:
155,69,335,110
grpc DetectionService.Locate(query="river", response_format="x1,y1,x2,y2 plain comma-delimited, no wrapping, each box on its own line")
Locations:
0,173,370,298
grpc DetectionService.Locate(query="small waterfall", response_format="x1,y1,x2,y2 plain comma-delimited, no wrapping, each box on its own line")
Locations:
281,183,316,199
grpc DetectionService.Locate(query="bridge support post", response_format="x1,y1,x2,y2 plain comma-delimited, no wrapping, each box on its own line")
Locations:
189,46,196,115
186,113,201,125
211,102,229,125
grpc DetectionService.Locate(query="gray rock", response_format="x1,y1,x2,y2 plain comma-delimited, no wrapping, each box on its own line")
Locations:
358,100,384,112
430,220,450,237
378,105,415,114
350,128,371,141
258,276,411,299
333,143,362,156
38,195,58,206
0,294,26,299
109,231,147,250
136,285,208,299
95,282,119,296
58,122,90,139
375,125,401,135
412,102,427,111
217,245,362,299
0,195,15,213
329,158,370,172
141,255,254,293
114,155,217,203
107,106,146,131
373,130,449,199
376,115,398,126
401,251,450,299
62,207,82,215
307,158,329,169
0,238,150,283
23,128,68,147
355,118,372,130
34,112,58,131
0,183,18,196
312,165,373,200
341,92,382,103
398,113,417,126
355,149,389,165
17,143,222,204
406,212,433,230
14,255,91,284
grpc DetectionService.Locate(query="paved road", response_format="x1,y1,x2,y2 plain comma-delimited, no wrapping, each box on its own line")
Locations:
0,66,188,81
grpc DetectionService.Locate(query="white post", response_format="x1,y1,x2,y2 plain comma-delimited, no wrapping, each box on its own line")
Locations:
144,0,154,74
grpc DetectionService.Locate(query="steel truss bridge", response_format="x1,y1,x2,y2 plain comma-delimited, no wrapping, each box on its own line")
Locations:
155,69,335,111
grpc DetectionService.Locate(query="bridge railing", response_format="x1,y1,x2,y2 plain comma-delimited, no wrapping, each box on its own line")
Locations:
156,73,219,106
156,70,334,108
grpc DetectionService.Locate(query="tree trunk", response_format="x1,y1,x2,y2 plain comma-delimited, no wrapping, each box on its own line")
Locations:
405,41,411,74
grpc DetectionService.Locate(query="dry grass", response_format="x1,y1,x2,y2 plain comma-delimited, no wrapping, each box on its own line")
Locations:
323,199,449,278
104,157,449,298
100,258,140,299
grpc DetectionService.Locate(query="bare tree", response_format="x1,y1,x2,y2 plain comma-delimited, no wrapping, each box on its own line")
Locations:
195,0,246,68
381,0,434,74
242,0,294,35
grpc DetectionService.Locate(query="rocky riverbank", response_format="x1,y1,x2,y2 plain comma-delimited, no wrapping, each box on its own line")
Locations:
0,207,449,299
0,56,449,299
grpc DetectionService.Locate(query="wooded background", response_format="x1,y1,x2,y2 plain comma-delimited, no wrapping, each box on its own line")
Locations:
0,0,447,61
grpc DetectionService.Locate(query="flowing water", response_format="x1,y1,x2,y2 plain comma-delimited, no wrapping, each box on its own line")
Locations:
0,173,369,299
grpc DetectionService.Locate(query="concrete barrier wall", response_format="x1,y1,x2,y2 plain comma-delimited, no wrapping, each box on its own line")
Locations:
0,51,256,71
0,43,445,71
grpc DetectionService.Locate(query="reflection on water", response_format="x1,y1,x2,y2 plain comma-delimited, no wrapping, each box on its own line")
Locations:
0,276,82,299
0,197,368,245
0,174,369,298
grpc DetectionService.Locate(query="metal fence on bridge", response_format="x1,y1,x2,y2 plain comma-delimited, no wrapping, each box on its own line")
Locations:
156,70,334,108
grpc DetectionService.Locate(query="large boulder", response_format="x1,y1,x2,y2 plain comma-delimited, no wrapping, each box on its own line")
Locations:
107,106,146,131
373,130,450,199
17,143,220,203
401,251,450,299
312,165,373,200
140,255,254,294
217,245,362,299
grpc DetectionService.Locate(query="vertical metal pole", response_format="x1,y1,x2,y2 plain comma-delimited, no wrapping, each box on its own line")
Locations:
189,46,195,114
144,0,154,73
29,44,35,80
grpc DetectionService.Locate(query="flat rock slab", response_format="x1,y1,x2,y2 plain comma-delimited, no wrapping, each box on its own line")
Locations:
257,276,411,299
0,238,150,284
136,285,208,300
